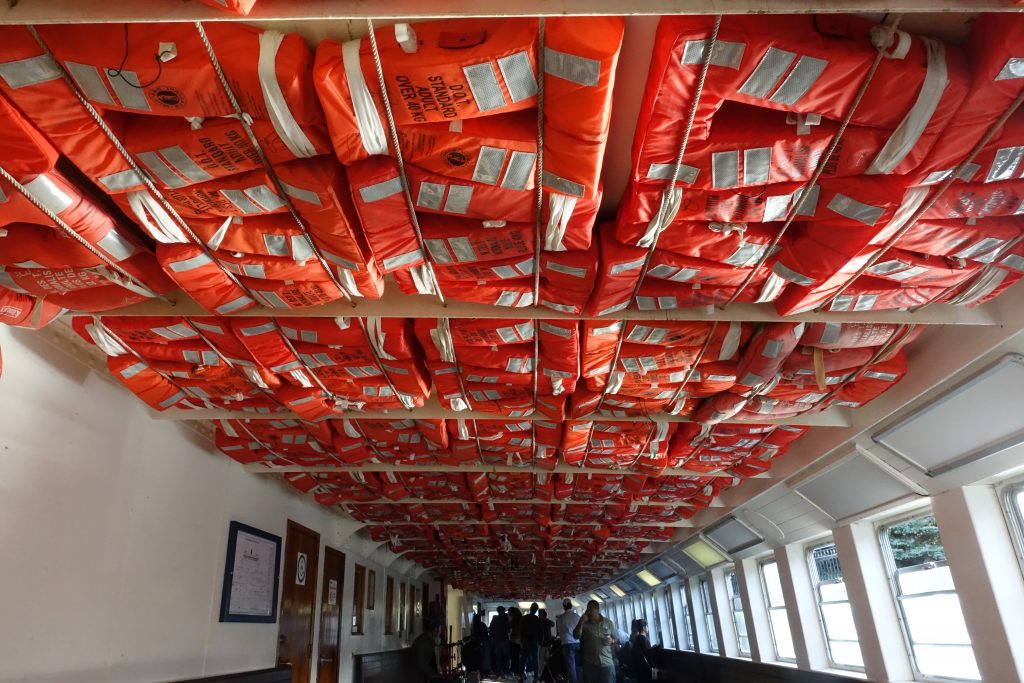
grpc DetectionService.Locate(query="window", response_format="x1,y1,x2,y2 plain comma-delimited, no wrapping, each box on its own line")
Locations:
664,586,679,650
699,576,718,653
680,585,694,651
650,590,663,646
399,582,407,635
725,569,750,657
759,559,795,662
881,513,980,681
385,576,395,635
352,564,366,635
409,586,418,636
808,542,863,670
1005,483,1024,566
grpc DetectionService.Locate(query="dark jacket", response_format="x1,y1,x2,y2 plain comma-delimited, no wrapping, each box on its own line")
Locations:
521,613,541,645
412,631,438,682
489,613,510,641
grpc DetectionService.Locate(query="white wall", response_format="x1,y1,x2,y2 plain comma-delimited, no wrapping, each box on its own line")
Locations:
0,327,423,683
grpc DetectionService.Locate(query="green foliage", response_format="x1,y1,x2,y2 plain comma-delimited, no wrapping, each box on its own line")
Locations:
887,515,946,568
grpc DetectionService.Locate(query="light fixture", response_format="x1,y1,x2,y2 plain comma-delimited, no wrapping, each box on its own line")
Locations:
703,515,764,554
517,601,545,610
795,451,918,523
636,569,661,587
588,593,604,603
681,538,728,568
873,354,1024,477
609,584,627,597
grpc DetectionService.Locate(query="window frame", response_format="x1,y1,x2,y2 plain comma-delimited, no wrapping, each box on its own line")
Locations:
1000,480,1024,570
758,557,796,663
698,575,719,654
725,567,751,657
878,510,980,683
664,584,679,650
398,582,407,635
650,589,663,647
351,564,366,636
385,575,395,635
805,539,864,672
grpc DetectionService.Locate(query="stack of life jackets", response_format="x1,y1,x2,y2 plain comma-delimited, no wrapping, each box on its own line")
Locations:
216,417,338,467
0,22,384,316
70,315,283,412
314,17,623,313
573,320,751,418
590,13,1024,316
692,321,916,423
330,417,448,466
560,420,678,476
0,93,174,324
446,418,561,469
414,317,579,419
667,422,807,475
228,316,431,421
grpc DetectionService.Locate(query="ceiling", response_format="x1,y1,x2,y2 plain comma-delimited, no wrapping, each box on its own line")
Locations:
1,2,1023,598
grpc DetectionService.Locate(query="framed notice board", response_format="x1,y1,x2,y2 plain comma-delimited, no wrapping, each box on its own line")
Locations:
219,521,282,623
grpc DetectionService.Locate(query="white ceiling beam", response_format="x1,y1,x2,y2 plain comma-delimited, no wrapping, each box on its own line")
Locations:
103,287,998,325
157,400,852,427
340,497,700,507
380,519,693,527
247,461,737,478
1,0,1015,23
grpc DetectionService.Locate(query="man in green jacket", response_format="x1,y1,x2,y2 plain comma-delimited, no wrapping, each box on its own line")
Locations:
572,600,616,683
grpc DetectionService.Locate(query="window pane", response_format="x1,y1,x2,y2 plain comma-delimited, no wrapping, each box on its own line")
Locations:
664,587,678,650
901,593,972,645
829,640,865,668
821,601,858,641
769,609,795,660
898,564,955,595
651,591,663,646
887,515,947,568
726,570,750,656
761,561,786,607
819,580,849,602
914,645,981,681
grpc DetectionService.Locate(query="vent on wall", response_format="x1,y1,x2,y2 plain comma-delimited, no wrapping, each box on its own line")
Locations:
795,452,920,524
703,516,764,555
874,354,1024,477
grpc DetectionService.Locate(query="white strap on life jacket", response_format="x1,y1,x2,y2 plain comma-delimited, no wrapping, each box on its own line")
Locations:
257,31,319,159
544,193,576,251
126,190,189,243
342,38,389,156
867,37,948,175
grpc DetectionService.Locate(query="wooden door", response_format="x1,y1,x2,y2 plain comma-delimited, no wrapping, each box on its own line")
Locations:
317,547,345,683
277,520,320,683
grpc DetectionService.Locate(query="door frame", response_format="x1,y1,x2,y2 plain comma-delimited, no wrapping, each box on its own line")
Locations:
278,520,321,683
316,546,346,683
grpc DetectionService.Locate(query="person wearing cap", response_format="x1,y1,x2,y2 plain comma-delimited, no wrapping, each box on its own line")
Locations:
556,599,581,683
572,599,616,683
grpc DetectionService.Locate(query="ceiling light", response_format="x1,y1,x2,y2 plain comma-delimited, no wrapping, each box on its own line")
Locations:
609,584,627,597
588,593,604,603
873,354,1024,477
636,569,661,587
681,538,728,569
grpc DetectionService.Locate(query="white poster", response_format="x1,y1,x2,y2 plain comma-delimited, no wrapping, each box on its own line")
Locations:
228,530,278,617
328,579,338,606
296,552,308,586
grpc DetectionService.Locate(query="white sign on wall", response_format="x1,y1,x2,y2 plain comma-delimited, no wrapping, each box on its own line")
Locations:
328,579,338,605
